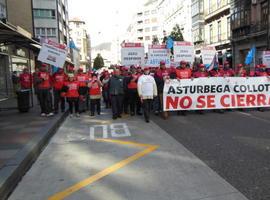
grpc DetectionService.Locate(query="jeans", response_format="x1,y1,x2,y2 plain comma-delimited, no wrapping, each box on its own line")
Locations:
67,97,79,114
38,89,52,114
111,95,123,118
90,99,101,115
53,89,65,112
142,99,153,121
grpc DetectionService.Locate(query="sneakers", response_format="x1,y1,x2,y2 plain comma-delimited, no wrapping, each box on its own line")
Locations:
69,114,74,118
76,113,80,118
47,113,54,117
41,113,46,117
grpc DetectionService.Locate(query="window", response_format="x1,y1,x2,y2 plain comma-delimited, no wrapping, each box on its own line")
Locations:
227,17,231,38
151,18,157,23
145,36,151,41
151,10,157,14
261,2,268,27
152,26,158,31
209,24,213,44
217,0,221,8
41,28,46,36
35,28,40,36
218,21,221,42
33,9,56,19
144,10,150,15
145,19,150,24
145,27,150,32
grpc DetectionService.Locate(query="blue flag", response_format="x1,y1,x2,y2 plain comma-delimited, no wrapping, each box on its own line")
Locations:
166,36,174,49
245,46,256,65
69,39,77,49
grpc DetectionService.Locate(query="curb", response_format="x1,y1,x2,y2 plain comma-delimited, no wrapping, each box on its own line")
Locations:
0,111,68,200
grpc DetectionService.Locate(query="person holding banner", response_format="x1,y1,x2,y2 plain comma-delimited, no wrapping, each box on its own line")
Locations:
223,61,235,77
154,61,170,118
193,64,209,78
52,68,67,114
175,61,193,80
235,64,247,77
137,67,157,123
210,65,224,77
175,61,193,116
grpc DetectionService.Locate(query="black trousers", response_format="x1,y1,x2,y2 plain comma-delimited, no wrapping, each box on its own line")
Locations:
102,89,110,108
128,89,141,114
37,89,52,114
142,99,153,121
111,95,123,118
123,92,129,114
90,99,101,115
53,89,65,112
67,97,79,114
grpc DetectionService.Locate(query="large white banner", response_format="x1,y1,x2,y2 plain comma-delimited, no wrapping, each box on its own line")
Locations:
263,51,270,68
163,77,270,111
121,43,145,66
201,46,216,65
146,45,170,67
174,42,194,64
38,40,67,68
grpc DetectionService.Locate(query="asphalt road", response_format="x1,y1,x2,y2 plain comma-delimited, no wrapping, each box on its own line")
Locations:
152,109,270,200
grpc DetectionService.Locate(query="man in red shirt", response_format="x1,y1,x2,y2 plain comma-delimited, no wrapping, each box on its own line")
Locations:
235,64,247,77
19,68,32,89
34,64,53,117
75,68,89,113
52,68,67,114
193,64,209,78
223,61,235,77
175,60,192,79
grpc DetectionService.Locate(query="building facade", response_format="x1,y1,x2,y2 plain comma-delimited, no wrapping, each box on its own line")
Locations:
125,0,163,50
231,0,270,67
32,0,69,45
69,18,91,70
158,0,192,42
203,0,231,64
191,0,205,54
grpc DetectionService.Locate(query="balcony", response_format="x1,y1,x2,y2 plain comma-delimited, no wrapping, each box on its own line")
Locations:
205,33,231,47
205,0,230,21
232,22,268,41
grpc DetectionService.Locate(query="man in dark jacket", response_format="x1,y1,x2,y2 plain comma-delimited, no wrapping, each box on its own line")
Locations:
108,69,124,119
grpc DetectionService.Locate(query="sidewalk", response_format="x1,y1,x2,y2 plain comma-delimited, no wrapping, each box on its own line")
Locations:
0,98,67,200
9,109,248,200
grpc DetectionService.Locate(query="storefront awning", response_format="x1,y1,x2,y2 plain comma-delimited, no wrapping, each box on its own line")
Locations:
0,21,41,51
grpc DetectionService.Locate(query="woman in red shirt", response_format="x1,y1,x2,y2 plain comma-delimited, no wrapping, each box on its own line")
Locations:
62,74,80,117
88,74,102,116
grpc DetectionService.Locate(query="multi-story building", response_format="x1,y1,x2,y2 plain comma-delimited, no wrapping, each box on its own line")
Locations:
125,0,163,50
204,0,231,64
32,0,69,45
191,0,205,54
69,18,91,70
158,0,192,42
231,0,270,67
0,0,39,100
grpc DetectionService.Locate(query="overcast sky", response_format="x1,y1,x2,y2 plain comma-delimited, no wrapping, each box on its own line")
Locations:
68,0,145,47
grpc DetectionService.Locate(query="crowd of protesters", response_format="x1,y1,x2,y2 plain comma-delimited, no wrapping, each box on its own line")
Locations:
15,60,270,123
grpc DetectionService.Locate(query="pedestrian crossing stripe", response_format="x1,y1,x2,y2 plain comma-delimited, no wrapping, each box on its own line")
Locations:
47,139,159,200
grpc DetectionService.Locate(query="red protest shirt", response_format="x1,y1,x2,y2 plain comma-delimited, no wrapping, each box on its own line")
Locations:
75,73,89,87
19,73,32,89
64,81,80,98
193,71,209,78
236,69,247,77
256,71,268,77
156,69,169,79
37,72,52,89
210,69,224,77
176,68,192,79
53,72,67,90
128,74,139,89
223,69,235,77
89,80,101,96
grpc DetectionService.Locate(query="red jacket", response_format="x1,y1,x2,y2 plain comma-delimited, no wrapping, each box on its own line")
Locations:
193,71,208,78
37,72,52,89
176,68,192,79
223,69,235,77
155,69,169,79
256,71,268,77
236,69,247,77
210,70,224,77
89,80,101,96
64,81,80,98
128,74,139,89
75,73,89,87
20,73,32,89
53,72,67,90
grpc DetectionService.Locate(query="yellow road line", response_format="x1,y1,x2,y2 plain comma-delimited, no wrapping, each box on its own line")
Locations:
48,140,159,200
